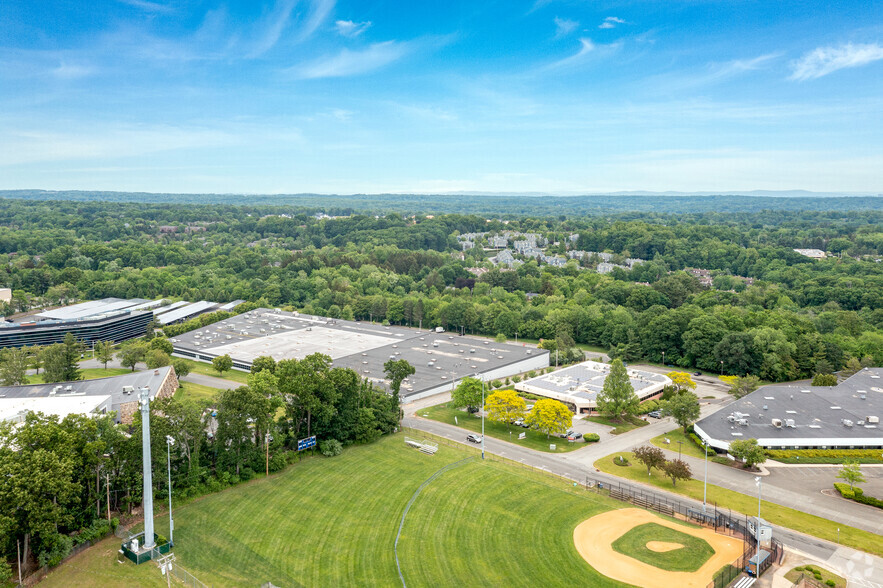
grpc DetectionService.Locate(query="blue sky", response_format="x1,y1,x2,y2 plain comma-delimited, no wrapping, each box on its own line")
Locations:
1,0,882,194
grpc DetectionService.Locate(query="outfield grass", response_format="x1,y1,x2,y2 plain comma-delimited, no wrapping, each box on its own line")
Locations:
173,382,220,403
420,402,589,453
584,414,649,435
594,451,883,558
611,522,713,572
27,367,133,384
650,429,709,460
42,436,631,587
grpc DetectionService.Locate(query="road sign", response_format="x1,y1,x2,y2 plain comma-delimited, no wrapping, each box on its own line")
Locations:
297,435,317,451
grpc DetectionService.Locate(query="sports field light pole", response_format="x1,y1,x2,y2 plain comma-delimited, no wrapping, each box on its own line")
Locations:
166,435,174,547
754,476,762,574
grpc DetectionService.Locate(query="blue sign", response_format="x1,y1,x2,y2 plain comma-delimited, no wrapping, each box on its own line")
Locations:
297,435,317,451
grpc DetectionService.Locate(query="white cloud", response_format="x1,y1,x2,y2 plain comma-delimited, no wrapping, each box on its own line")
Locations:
789,42,883,81
599,16,625,29
294,41,408,79
554,17,578,39
545,38,622,70
335,19,372,38
51,63,96,79
247,0,298,57
117,0,174,13
297,0,335,41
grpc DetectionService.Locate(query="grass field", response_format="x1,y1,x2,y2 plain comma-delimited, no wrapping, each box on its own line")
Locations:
650,429,709,460
594,451,883,558
611,522,713,572
584,414,649,435
173,382,221,403
42,435,632,587
27,367,133,384
173,358,249,384
420,402,588,453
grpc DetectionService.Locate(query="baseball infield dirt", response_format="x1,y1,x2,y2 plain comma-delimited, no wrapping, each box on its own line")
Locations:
573,508,745,588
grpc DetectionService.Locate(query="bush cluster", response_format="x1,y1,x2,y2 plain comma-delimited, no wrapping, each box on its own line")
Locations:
767,449,883,464
584,433,600,442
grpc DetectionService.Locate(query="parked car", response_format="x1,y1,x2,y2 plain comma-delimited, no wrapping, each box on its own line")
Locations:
555,430,570,438
520,420,532,428
513,418,525,427
693,371,702,376
647,410,663,419
567,432,583,441
466,434,483,444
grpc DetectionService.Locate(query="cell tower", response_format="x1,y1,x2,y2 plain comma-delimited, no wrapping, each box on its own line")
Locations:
140,386,156,550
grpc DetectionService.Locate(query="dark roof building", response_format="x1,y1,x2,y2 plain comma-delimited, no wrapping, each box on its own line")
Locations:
695,369,883,451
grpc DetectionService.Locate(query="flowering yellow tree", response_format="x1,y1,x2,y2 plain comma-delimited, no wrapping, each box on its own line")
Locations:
484,389,526,432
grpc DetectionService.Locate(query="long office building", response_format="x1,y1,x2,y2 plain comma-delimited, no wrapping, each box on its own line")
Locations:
0,298,154,348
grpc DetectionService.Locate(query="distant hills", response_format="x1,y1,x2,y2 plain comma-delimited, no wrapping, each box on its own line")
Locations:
1,189,881,216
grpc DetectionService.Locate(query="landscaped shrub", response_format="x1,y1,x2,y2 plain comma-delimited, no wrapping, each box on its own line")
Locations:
834,483,855,499
765,448,883,464
853,494,883,509
585,433,600,443
320,438,343,457
826,580,836,587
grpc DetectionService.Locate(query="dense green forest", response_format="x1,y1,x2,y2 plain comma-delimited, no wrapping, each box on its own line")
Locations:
2,195,883,579
2,198,883,381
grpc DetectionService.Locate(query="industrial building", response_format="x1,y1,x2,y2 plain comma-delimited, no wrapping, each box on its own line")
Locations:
515,360,671,414
0,299,154,348
0,366,179,425
695,368,883,451
171,309,550,401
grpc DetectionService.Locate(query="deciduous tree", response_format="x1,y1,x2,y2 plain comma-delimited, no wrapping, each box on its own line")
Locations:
383,358,415,398
662,391,701,433
662,459,692,487
633,445,666,475
212,354,233,376
484,389,526,431
451,377,484,410
117,341,147,372
666,371,697,392
526,398,571,439
728,438,766,468
836,461,865,490
94,340,114,369
0,346,30,386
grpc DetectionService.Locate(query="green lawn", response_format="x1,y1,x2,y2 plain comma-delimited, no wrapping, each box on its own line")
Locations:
650,429,709,460
584,414,649,435
594,451,883,558
785,564,847,588
27,367,133,384
173,382,220,403
611,522,713,572
173,358,250,384
420,402,589,453
42,435,630,587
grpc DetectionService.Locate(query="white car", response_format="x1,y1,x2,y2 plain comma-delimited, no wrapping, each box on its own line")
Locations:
466,434,483,444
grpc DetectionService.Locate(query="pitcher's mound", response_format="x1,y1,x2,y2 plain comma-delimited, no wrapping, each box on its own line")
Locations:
646,541,683,552
573,508,744,588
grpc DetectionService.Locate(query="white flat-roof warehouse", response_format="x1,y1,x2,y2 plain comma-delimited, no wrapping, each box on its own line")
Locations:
695,368,883,451
515,360,671,413
171,309,550,401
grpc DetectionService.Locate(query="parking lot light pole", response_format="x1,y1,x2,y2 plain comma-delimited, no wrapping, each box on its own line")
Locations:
481,377,485,460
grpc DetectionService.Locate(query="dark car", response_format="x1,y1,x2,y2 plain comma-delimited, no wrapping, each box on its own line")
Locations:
567,432,583,441
693,371,702,376
647,410,663,419
466,434,483,444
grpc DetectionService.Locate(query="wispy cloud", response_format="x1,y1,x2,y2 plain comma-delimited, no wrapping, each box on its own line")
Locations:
297,0,335,41
51,63,96,79
652,53,779,90
599,16,625,30
117,0,174,14
294,41,409,79
336,19,372,38
554,17,578,39
545,38,620,70
789,42,883,81
247,0,298,57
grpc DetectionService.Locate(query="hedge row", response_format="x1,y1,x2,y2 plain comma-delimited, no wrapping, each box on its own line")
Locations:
834,483,883,509
766,448,883,464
